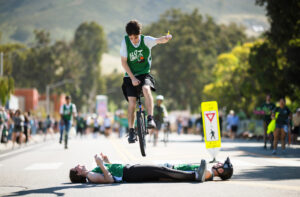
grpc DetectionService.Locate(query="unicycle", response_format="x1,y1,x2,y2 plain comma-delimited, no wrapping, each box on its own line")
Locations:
136,93,148,157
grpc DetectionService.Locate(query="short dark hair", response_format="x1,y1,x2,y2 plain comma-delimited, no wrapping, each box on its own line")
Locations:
279,97,286,103
65,95,71,100
69,169,87,183
126,20,142,35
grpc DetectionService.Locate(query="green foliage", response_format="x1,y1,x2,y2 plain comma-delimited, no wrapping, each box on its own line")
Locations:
0,76,14,106
12,30,81,90
144,9,247,112
103,71,125,109
0,33,25,105
74,22,107,111
0,0,267,52
253,0,300,107
203,42,258,115
9,22,107,112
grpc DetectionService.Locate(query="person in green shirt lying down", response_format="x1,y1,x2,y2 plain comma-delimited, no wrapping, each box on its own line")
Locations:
69,153,233,184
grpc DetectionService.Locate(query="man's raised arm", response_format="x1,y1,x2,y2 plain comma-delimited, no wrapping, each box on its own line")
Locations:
155,35,172,44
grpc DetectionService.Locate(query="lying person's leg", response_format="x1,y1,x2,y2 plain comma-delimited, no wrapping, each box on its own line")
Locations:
122,160,206,182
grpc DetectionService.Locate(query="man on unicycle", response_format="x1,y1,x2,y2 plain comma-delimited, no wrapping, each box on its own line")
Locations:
120,20,172,143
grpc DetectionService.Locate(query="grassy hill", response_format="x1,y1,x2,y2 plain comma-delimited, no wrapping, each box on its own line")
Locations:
0,0,268,54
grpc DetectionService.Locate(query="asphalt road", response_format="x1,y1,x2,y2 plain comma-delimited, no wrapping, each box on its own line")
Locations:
0,132,300,197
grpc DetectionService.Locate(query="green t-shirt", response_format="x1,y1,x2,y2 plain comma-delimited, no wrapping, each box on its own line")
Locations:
261,102,276,122
125,35,151,76
153,104,167,122
92,164,124,178
76,116,85,128
62,104,73,121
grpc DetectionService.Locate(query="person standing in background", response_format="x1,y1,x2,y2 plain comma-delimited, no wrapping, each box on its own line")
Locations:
76,112,85,137
291,108,300,144
23,112,31,143
12,110,24,148
0,107,8,143
103,114,111,137
60,95,77,149
261,94,276,149
272,98,292,155
227,110,239,139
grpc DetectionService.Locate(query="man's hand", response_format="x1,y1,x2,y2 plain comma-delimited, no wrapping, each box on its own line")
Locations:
131,77,140,86
94,154,104,166
100,152,110,163
156,35,172,44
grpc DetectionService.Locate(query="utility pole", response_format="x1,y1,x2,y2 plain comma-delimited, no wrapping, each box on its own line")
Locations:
0,52,3,76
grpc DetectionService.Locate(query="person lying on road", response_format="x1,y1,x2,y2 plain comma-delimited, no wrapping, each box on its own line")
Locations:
69,153,233,184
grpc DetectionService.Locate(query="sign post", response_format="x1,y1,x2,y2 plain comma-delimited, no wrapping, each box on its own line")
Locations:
201,101,221,163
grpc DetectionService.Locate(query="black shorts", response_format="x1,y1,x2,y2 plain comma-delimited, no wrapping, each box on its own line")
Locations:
122,73,155,101
154,120,163,130
231,125,238,132
292,126,299,134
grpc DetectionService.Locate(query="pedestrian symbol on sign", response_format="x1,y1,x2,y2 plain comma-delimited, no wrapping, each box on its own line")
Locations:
201,101,222,163
205,113,216,140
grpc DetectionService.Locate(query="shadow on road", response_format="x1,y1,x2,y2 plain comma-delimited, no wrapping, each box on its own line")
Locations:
222,146,300,158
3,183,120,197
234,166,300,181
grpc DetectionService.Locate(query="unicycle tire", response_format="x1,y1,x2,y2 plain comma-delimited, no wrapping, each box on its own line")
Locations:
136,111,146,156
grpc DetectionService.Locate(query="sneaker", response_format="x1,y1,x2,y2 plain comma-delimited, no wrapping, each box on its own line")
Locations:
128,128,137,143
147,116,156,129
272,150,277,155
195,159,207,182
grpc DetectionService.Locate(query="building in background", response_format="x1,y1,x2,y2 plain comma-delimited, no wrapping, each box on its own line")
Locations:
14,88,39,112
13,88,64,118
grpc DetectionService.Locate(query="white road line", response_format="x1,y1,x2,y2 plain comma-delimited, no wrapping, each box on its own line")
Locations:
25,162,63,171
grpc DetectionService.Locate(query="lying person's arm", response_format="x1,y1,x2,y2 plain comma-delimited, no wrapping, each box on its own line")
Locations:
93,154,114,183
85,171,113,183
100,152,111,164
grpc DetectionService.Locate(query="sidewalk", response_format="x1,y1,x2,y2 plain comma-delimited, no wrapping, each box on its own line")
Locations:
0,133,59,155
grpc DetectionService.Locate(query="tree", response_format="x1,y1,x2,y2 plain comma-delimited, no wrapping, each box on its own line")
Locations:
11,30,83,105
0,32,24,105
254,0,300,103
203,43,260,115
74,22,107,112
103,71,124,109
0,76,14,105
144,9,247,111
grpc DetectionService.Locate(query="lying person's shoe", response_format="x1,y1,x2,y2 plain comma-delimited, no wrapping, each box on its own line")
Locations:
195,159,207,182
128,128,137,143
147,116,156,129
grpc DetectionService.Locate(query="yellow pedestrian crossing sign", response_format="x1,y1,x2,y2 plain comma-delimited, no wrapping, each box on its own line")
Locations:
201,101,221,149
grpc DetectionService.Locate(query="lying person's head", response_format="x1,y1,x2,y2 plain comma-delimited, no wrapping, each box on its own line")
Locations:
69,165,88,183
212,157,233,180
